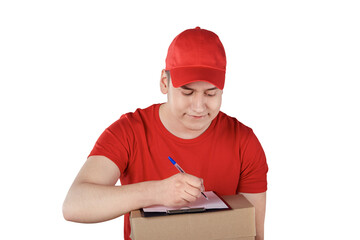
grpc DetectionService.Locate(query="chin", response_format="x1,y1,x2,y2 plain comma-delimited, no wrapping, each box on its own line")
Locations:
185,120,211,132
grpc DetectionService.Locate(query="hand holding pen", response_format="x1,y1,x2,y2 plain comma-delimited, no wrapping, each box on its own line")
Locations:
158,170,206,208
168,156,208,200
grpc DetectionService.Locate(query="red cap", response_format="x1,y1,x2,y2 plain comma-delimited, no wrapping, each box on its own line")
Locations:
165,27,226,90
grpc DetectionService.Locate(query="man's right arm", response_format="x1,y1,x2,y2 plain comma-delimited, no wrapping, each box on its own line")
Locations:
62,155,204,223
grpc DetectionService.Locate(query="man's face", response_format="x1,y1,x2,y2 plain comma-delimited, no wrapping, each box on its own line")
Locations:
165,79,223,136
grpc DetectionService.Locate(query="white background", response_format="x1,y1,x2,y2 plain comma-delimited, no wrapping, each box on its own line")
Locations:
1,1,359,239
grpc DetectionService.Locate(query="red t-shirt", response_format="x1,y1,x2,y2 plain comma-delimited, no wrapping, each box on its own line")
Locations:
89,103,268,240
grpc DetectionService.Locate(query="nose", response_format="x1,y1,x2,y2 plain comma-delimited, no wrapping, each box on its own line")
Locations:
191,93,206,113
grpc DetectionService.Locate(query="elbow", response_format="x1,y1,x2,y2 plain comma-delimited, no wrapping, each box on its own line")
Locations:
62,198,80,222
62,185,85,222
62,200,74,222
62,198,98,223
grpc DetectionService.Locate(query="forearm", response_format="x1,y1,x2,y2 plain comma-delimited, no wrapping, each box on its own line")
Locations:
254,205,265,240
240,192,266,240
63,171,204,223
63,181,162,223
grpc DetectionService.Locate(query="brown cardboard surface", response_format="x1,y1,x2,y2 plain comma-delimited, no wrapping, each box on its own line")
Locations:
130,194,255,240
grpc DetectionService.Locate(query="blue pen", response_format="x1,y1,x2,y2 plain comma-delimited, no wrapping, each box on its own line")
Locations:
168,156,209,200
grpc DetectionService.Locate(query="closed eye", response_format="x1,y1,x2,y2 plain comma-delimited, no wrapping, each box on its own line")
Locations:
182,91,193,96
205,90,217,96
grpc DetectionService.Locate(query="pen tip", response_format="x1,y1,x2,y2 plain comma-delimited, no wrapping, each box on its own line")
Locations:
201,192,209,200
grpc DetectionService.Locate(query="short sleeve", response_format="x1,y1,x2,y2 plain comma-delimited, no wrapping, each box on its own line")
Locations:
88,116,134,175
237,129,268,193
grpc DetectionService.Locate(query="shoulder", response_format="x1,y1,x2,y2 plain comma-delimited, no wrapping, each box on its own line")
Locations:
214,111,259,150
110,104,159,132
216,111,254,137
120,104,158,123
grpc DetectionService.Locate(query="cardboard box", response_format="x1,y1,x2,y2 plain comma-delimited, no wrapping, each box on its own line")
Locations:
130,194,256,240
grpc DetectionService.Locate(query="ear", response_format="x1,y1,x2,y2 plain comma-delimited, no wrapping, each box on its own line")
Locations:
160,69,169,94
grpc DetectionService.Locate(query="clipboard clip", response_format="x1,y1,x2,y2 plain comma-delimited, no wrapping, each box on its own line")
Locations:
166,207,206,215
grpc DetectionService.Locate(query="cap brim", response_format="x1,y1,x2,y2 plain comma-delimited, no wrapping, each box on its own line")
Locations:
169,67,225,90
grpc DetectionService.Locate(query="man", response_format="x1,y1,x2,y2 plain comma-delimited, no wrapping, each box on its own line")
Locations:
63,27,268,240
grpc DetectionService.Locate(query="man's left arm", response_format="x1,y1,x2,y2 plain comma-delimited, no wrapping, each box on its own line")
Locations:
239,192,266,240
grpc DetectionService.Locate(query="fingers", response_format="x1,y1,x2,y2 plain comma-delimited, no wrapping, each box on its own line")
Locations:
174,173,205,202
184,174,205,192
160,173,205,208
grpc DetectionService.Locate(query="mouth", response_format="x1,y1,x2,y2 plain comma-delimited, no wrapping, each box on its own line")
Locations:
187,114,208,119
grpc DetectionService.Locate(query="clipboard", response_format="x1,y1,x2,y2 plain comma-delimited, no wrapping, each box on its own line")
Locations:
141,191,230,217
